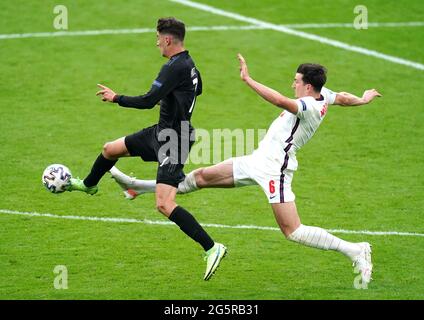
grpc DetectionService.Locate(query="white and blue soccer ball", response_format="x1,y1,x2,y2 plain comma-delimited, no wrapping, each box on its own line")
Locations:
42,164,72,193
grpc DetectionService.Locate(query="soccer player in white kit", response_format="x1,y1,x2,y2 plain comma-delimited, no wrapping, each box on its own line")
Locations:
110,54,381,286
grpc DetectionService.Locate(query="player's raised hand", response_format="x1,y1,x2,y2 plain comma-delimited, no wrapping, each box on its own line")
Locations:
238,53,250,82
362,89,382,104
96,83,117,102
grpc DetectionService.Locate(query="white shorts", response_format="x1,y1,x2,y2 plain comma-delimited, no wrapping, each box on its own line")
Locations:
232,155,296,203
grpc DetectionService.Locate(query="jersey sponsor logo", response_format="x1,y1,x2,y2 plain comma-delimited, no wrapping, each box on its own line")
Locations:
152,80,162,88
270,195,277,200
320,103,328,117
300,99,307,111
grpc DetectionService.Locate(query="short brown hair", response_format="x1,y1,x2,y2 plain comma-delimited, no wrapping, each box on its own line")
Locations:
297,63,327,92
157,17,185,42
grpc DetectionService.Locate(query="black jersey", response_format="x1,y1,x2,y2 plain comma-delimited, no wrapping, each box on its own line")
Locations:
115,50,202,135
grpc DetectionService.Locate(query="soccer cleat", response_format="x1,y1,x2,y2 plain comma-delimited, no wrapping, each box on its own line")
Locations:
204,243,227,281
65,178,98,195
352,242,373,285
123,189,139,200
109,166,145,200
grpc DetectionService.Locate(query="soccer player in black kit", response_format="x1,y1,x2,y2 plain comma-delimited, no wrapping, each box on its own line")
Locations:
66,17,226,280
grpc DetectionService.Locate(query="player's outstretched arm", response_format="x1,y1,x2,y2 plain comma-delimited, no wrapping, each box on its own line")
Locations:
96,83,162,109
334,89,382,106
238,54,299,114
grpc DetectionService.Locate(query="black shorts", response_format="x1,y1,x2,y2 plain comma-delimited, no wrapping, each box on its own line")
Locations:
124,125,193,188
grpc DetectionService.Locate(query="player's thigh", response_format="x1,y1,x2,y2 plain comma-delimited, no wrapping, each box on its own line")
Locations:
103,137,130,158
196,159,235,187
271,202,301,237
231,155,260,188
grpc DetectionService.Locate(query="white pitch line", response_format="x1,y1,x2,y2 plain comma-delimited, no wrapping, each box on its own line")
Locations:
1,209,424,238
284,21,424,29
0,27,156,40
170,0,424,71
0,25,266,40
1,21,422,40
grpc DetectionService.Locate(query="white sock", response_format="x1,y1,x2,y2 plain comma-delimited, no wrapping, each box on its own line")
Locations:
131,179,156,193
110,166,156,193
111,167,199,195
177,171,199,194
130,171,198,195
288,224,361,261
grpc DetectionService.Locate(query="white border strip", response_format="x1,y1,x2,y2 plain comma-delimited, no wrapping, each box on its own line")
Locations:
170,0,424,70
1,209,424,237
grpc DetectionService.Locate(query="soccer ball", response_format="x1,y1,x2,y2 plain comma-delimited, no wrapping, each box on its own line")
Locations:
42,164,72,193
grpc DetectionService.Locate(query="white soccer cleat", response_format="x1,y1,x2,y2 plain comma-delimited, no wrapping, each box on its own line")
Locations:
109,166,144,200
352,242,373,285
123,189,140,200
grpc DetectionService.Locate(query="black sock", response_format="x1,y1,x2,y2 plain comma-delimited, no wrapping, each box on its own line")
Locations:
169,206,214,251
83,153,117,187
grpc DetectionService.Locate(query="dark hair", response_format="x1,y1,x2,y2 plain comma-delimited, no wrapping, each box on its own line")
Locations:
157,17,185,42
296,63,327,92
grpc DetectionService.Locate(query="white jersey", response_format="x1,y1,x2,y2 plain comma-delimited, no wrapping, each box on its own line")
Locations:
252,87,336,173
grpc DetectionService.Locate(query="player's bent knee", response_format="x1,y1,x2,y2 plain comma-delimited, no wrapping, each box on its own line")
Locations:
102,142,114,157
194,167,207,187
102,141,125,159
196,167,217,187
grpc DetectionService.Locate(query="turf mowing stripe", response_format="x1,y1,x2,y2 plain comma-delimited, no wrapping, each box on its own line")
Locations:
170,0,424,71
1,209,424,237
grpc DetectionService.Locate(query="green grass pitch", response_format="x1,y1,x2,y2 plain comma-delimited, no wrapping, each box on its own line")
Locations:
1,0,423,299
